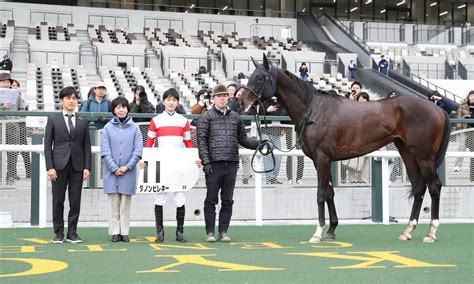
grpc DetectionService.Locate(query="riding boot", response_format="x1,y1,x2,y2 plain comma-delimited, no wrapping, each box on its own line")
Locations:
154,205,164,243
176,205,187,243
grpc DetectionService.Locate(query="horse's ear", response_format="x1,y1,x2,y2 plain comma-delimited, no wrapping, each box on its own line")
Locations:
251,56,259,68
263,53,269,70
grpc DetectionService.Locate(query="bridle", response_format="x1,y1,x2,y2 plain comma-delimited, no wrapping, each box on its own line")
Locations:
236,66,299,174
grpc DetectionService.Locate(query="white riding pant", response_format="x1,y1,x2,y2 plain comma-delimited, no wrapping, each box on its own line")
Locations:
154,191,186,207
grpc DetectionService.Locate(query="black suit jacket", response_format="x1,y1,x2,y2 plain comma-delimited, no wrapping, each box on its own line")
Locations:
44,112,92,172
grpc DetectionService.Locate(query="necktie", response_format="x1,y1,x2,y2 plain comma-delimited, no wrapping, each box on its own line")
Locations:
67,114,75,135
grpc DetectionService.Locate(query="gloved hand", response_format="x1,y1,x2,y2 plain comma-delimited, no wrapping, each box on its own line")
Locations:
203,164,213,175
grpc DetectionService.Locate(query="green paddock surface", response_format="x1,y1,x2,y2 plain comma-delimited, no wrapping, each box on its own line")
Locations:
1,224,473,283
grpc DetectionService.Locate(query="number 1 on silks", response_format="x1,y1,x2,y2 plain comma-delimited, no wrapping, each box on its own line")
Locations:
137,148,200,193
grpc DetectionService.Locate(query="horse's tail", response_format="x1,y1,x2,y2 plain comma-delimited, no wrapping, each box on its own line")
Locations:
434,111,451,169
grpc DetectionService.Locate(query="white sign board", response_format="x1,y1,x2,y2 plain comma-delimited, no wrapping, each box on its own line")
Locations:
137,147,200,193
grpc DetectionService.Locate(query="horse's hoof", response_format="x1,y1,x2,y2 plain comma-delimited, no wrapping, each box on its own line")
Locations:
423,235,436,243
309,236,322,243
399,234,411,241
323,233,335,240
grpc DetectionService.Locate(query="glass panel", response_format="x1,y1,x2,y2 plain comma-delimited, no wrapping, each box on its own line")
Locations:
439,1,451,25
336,0,349,19
361,0,375,21
452,2,467,26
426,0,439,24
265,0,280,17
249,0,265,17
374,0,385,21
348,0,360,20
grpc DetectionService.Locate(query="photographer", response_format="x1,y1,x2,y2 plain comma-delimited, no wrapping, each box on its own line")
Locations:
345,81,362,101
80,82,110,129
0,55,13,71
191,89,213,115
130,85,155,122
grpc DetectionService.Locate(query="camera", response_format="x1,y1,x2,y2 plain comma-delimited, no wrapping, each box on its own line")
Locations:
138,91,147,100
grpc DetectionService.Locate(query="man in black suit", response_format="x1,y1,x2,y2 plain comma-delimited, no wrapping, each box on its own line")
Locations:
44,86,91,244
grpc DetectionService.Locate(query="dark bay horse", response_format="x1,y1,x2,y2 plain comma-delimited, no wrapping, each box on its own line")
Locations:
240,54,451,243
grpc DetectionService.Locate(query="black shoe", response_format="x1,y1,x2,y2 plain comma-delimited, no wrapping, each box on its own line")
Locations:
66,234,82,243
111,234,120,242
176,231,187,243
155,230,164,243
52,234,64,244
121,235,129,242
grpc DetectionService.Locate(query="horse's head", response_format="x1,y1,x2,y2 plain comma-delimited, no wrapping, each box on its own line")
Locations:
239,54,277,114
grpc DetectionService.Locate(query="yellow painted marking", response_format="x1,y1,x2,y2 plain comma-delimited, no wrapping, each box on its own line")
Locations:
0,246,42,253
230,242,292,249
17,238,51,244
299,241,353,248
68,245,127,252
0,258,68,277
136,254,285,273
149,243,215,251
287,251,457,269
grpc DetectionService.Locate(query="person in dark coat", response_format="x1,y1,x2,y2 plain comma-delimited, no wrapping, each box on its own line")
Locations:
378,55,389,75
196,84,259,242
44,86,91,244
429,91,459,117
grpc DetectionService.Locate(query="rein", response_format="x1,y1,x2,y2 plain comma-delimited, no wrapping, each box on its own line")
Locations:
237,66,311,174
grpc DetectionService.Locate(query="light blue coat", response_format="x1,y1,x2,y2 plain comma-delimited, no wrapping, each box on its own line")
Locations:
101,116,143,195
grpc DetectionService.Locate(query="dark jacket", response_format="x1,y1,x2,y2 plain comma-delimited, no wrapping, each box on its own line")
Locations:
130,99,155,122
44,112,91,171
197,106,258,165
155,102,186,114
436,96,459,115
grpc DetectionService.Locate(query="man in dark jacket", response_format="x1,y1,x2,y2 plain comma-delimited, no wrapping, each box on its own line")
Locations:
196,84,259,243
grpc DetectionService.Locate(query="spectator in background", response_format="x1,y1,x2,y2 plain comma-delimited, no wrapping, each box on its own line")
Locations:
454,90,474,180
130,85,155,122
429,91,459,117
80,82,110,129
378,55,389,76
191,89,213,115
346,81,362,101
299,62,309,81
11,79,31,179
348,60,356,79
357,92,370,102
227,83,239,112
198,66,207,74
0,72,21,185
101,97,143,243
0,55,12,71
155,88,186,114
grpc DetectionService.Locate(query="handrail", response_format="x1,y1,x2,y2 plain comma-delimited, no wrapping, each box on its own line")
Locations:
0,8,14,20
88,14,130,27
322,14,371,56
197,20,236,33
144,17,184,31
29,10,73,24
391,66,462,102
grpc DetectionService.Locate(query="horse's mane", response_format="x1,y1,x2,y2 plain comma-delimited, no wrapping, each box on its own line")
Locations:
282,69,343,101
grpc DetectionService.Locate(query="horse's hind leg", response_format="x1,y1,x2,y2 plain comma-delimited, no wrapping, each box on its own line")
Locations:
396,142,426,241
423,172,442,243
323,172,338,240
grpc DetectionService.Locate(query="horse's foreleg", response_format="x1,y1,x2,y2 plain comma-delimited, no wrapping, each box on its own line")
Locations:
309,159,331,243
423,176,442,243
323,178,338,240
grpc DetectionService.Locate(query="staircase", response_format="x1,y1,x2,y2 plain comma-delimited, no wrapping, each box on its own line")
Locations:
76,30,98,76
10,26,29,94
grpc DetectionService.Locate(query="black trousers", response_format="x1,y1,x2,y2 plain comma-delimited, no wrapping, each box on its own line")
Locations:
204,161,238,234
52,159,84,236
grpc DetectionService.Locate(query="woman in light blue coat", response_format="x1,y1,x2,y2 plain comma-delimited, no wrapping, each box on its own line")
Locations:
101,97,143,242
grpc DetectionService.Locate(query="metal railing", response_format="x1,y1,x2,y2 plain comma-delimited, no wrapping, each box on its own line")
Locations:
144,17,184,31
198,20,236,34
29,10,73,24
88,14,130,27
98,51,146,70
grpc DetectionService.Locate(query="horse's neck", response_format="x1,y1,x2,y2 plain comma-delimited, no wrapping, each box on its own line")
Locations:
275,71,308,125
